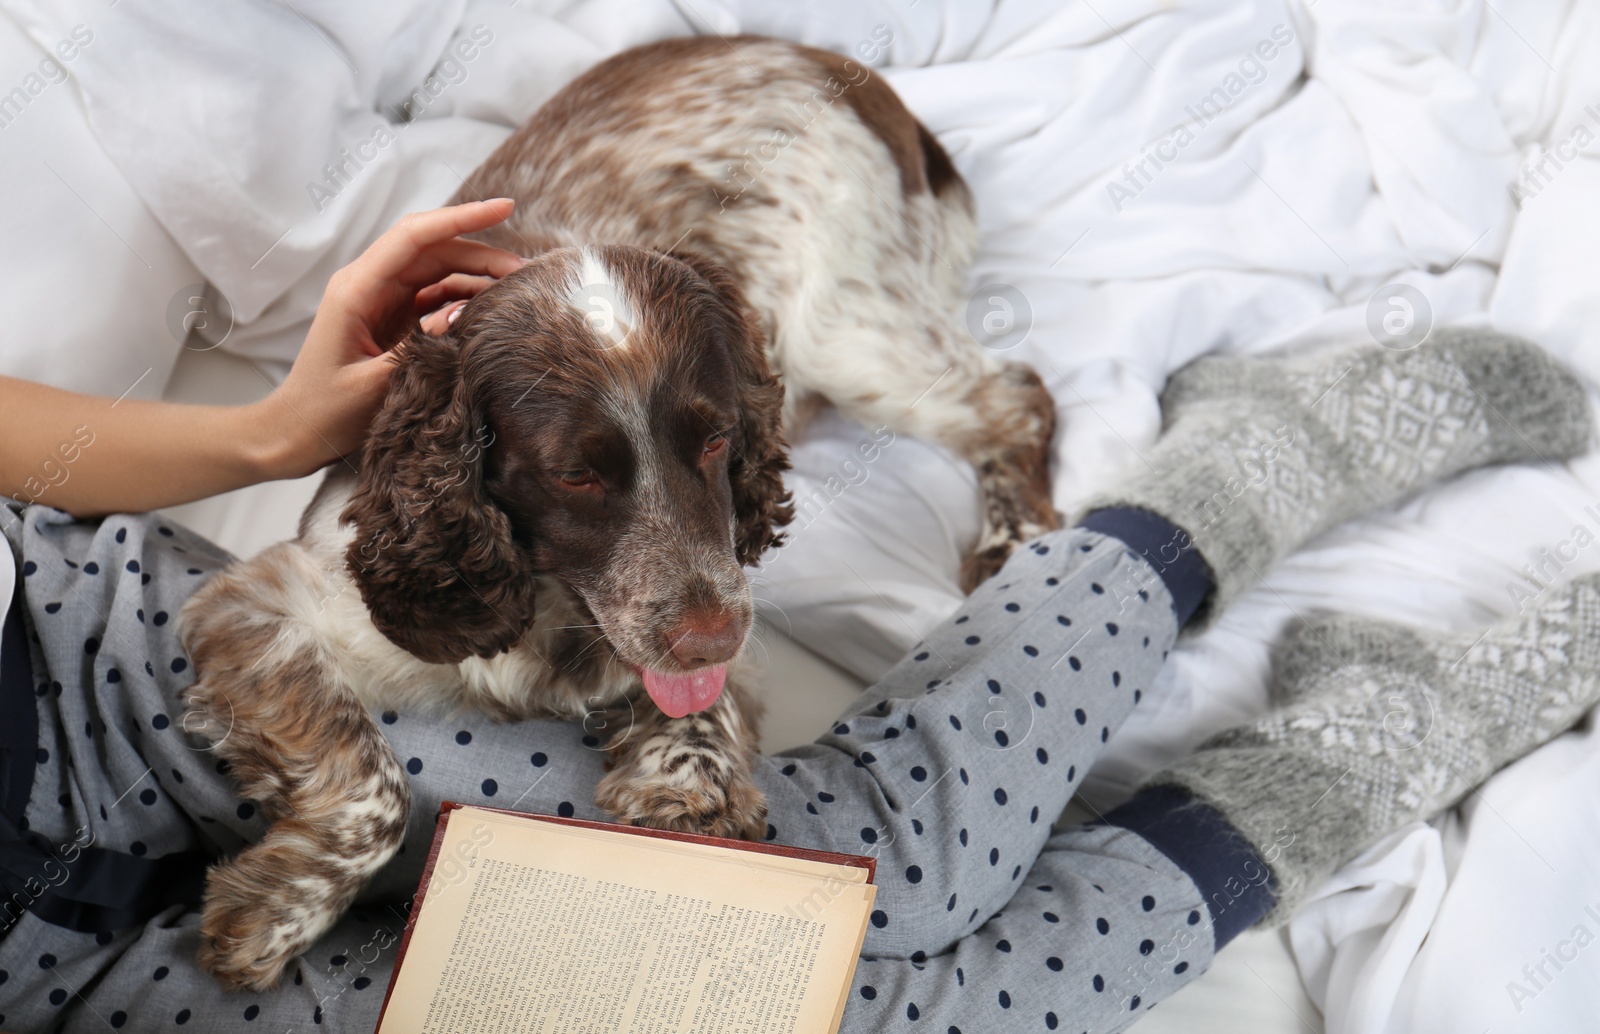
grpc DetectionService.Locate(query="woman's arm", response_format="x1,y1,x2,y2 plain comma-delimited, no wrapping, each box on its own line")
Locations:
0,199,521,516
0,379,286,514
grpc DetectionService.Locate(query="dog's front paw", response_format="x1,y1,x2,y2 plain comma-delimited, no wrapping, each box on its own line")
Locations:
596,760,768,841
198,830,374,992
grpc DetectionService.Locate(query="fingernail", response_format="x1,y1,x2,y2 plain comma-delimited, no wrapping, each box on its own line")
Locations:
447,305,464,324
487,197,514,205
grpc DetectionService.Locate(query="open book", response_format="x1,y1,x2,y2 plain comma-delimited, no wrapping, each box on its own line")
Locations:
376,803,878,1034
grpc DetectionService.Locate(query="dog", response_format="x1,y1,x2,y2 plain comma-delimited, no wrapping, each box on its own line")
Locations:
179,34,1058,991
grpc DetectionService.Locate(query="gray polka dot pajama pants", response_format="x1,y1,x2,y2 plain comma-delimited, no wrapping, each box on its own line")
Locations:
2,505,1213,1032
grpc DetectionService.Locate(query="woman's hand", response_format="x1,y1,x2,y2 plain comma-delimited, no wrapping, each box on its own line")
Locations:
0,199,525,516
255,198,525,478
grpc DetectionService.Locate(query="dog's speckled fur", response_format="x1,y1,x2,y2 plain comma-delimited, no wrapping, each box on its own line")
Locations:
178,34,1056,991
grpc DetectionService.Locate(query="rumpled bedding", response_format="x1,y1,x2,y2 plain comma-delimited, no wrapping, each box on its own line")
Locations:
3,0,1599,1029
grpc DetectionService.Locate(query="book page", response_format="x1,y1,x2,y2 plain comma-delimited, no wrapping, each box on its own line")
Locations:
529,821,872,887
379,808,876,1034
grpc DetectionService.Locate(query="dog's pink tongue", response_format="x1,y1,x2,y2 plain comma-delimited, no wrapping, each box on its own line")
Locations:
641,664,727,718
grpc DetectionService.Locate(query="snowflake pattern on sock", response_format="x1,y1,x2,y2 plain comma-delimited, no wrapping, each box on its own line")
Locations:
1299,350,1496,492
1163,573,1600,920
1083,328,1592,628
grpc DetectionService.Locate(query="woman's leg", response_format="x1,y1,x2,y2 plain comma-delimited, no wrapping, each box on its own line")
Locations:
22,568,1597,1034
4,329,1588,1029
755,327,1588,957
832,570,1600,1033
0,904,408,1033
0,504,343,1032
0,507,482,1032
1149,571,1600,923
0,530,1175,1034
844,821,1221,1033
378,329,1592,960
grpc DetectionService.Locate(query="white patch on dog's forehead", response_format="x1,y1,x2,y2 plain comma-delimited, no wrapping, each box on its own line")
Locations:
565,246,635,349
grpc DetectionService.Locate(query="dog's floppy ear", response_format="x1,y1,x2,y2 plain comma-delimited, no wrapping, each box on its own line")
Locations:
671,250,794,565
342,332,536,663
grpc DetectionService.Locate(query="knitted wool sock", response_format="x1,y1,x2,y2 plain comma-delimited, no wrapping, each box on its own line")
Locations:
1079,328,1592,627
1149,573,1600,922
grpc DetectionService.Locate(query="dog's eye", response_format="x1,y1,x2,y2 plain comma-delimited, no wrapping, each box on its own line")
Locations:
703,431,729,456
557,468,598,487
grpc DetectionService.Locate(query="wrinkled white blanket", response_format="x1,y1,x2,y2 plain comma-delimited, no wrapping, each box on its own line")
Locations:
4,0,1599,1029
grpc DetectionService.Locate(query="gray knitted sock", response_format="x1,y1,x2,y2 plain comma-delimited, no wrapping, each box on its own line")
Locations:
1151,573,1600,922
1080,328,1592,627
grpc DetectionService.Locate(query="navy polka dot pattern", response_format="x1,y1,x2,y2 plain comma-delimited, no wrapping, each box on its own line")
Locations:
844,819,1211,1030
707,526,1201,1029
751,526,1179,964
4,515,1212,1030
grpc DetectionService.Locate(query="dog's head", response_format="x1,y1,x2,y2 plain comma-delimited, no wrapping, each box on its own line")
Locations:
343,245,792,717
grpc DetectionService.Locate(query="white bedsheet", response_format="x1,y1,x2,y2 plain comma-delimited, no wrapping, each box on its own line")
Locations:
2,0,1598,1030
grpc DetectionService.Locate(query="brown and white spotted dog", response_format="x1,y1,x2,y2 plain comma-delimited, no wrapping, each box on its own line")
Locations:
178,35,1057,991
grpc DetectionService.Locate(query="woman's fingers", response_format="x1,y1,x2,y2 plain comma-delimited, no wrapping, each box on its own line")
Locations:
414,273,499,313
419,300,469,336
414,271,503,335
389,238,527,289
324,201,528,351
361,199,520,281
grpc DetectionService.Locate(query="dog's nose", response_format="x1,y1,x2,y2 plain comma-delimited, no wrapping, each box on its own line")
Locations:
666,610,742,668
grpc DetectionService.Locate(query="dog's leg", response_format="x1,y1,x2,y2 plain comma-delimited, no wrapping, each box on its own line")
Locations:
762,184,1058,591
184,660,408,992
948,358,1060,591
594,679,766,840
799,341,1059,594
180,566,410,992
